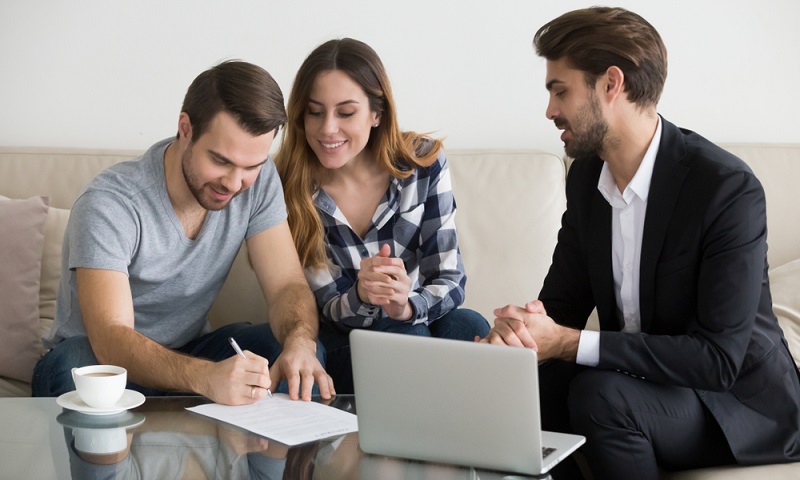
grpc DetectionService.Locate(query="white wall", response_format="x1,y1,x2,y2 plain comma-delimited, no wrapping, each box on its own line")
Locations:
1,0,798,153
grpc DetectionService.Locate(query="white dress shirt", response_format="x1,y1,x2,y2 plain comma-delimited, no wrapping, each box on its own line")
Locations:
576,117,662,366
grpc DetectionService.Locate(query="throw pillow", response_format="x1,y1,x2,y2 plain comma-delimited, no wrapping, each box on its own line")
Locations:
770,258,800,367
0,195,48,382
39,207,70,346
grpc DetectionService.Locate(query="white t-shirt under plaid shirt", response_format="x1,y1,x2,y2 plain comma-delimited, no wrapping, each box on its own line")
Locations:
305,150,466,330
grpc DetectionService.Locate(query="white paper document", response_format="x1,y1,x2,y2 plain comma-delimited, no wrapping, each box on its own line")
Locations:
186,394,358,446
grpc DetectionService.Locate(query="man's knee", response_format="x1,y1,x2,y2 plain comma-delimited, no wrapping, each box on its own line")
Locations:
568,370,633,433
222,323,284,362
32,336,99,397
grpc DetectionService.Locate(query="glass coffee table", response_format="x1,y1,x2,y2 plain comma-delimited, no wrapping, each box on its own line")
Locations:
0,395,553,479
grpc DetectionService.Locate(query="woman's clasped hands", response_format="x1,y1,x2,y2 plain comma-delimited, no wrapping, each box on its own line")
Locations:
357,244,413,321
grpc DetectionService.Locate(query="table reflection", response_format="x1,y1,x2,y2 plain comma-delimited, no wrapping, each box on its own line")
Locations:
51,395,539,479
54,397,359,480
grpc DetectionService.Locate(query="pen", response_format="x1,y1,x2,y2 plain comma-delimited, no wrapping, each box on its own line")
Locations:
229,337,273,398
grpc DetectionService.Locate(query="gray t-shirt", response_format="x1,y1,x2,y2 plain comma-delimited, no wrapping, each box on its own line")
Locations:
45,138,286,349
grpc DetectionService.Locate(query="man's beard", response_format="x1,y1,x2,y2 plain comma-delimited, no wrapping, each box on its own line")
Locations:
181,147,239,211
561,93,608,159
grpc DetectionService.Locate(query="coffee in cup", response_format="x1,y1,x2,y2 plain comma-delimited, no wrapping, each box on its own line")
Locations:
71,365,127,409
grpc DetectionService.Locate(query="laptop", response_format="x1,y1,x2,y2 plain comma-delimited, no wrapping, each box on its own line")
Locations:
350,330,586,476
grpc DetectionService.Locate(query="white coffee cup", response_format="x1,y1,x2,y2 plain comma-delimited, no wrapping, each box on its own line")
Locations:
73,427,127,455
71,365,127,409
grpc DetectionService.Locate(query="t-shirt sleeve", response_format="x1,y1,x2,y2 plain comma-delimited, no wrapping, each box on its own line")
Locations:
66,190,139,275
245,158,288,239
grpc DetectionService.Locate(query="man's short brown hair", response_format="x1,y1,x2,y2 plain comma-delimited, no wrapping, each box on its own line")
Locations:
180,60,287,142
534,7,668,107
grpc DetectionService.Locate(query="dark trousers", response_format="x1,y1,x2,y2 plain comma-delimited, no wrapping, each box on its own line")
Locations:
32,322,325,397
540,361,736,480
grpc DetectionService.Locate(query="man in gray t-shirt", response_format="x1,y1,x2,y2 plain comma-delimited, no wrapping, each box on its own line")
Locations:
32,61,334,405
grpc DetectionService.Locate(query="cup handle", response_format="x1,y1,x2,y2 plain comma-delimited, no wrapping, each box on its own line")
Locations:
71,367,77,382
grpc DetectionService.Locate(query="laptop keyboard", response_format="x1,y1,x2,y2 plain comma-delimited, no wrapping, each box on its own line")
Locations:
542,446,556,458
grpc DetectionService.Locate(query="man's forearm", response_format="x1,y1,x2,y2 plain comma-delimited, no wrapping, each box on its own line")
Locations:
90,324,212,393
269,282,319,347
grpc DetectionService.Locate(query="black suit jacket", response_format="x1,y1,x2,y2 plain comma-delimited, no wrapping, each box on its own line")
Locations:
539,117,800,464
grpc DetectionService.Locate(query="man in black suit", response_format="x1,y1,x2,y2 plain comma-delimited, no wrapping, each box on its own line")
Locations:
484,7,800,479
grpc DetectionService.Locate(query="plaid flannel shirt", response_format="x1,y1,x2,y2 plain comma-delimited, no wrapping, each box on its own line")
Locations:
304,151,466,330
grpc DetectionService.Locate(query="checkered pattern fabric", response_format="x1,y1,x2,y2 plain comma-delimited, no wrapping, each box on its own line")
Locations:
305,151,466,330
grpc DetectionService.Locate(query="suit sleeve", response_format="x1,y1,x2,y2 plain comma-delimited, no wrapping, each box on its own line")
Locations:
539,160,599,329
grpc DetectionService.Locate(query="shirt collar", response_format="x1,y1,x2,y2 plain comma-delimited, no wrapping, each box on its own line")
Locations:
597,115,662,206
312,176,404,231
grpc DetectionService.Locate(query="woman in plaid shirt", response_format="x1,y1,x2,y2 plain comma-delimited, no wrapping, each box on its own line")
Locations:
275,38,489,393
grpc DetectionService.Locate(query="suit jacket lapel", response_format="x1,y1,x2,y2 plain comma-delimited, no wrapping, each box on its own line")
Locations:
581,158,619,330
639,119,691,331
588,189,619,329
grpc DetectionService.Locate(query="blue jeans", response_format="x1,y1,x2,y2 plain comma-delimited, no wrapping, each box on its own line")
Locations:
32,322,326,398
319,308,490,394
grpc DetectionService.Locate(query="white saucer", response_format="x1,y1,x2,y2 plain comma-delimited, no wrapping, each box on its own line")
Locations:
57,410,146,430
57,389,145,416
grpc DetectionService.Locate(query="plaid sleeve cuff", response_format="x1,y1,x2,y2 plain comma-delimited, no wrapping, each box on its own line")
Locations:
343,282,381,328
407,292,429,325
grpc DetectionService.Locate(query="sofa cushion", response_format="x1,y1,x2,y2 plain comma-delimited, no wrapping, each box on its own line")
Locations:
447,150,566,320
0,195,48,382
770,259,800,367
663,461,800,479
723,144,800,269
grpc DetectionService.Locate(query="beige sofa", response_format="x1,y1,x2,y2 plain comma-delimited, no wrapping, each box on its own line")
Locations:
1,144,799,478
